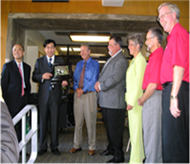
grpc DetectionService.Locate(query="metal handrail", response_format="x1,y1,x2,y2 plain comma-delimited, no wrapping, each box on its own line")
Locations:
12,105,38,164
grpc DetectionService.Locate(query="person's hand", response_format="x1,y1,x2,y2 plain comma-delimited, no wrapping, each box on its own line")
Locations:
42,73,53,80
76,88,84,98
170,98,181,118
126,104,133,111
94,81,100,92
138,97,144,106
61,81,68,86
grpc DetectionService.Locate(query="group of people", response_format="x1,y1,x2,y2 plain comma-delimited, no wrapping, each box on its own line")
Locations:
125,2,189,163
70,3,189,163
1,2,189,164
71,35,128,163
1,39,68,158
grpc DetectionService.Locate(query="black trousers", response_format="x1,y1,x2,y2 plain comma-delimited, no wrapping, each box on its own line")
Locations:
101,107,125,160
9,91,28,142
162,81,189,163
39,91,61,151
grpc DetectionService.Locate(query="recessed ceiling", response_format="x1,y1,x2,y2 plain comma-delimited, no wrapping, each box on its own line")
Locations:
9,13,161,65
13,13,160,46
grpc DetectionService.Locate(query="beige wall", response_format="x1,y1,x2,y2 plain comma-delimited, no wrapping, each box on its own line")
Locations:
24,30,46,93
1,0,189,70
24,30,46,59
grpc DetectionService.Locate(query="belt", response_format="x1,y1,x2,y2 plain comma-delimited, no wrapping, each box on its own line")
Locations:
162,82,173,89
83,91,92,94
143,89,162,93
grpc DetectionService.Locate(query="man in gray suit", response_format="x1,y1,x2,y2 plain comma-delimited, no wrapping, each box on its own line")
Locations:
95,35,128,163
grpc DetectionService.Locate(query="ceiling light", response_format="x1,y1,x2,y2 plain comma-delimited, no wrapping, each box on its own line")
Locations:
102,0,124,7
60,47,72,51
98,61,106,64
70,33,110,42
72,47,81,52
90,53,106,57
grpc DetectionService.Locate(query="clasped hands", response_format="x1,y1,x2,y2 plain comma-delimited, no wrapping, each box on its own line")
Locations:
76,88,84,98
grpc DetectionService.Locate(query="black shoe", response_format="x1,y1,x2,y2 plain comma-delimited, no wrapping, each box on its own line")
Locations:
38,149,47,156
51,149,61,156
106,157,124,163
99,149,113,156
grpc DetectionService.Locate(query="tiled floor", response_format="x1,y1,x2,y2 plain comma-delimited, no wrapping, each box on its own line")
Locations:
29,122,130,163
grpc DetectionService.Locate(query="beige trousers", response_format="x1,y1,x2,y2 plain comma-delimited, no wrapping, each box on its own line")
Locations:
73,92,97,150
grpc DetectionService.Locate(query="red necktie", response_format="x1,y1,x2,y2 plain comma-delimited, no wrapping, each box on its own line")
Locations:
78,61,86,89
19,63,25,96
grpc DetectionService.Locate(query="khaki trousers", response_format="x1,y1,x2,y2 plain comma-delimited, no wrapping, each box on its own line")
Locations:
73,92,97,150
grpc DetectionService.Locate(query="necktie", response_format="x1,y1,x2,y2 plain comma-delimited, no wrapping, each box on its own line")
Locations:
19,63,25,96
78,61,86,89
49,58,52,72
48,58,53,90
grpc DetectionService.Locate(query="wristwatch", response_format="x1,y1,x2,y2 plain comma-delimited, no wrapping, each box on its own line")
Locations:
170,95,177,99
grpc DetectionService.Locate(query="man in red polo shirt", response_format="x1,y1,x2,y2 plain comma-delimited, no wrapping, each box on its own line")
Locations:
157,2,189,163
138,27,163,163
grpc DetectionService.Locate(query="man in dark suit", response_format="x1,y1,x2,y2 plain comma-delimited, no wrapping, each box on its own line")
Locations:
32,39,68,156
95,36,128,163
1,44,31,142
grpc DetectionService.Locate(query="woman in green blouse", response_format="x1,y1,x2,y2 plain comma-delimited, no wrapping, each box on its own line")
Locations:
125,34,146,163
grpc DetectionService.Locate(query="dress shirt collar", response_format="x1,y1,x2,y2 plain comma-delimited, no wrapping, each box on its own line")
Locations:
111,49,122,59
15,60,23,68
46,55,55,64
82,57,92,64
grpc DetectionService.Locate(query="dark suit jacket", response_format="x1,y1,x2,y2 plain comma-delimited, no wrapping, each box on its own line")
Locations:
32,55,64,107
1,60,31,117
98,52,128,109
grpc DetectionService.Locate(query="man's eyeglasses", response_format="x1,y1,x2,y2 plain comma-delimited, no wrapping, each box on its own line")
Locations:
146,36,154,41
157,11,173,22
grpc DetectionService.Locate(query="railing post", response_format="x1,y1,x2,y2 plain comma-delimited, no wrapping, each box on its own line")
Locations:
22,114,26,163
12,105,38,164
